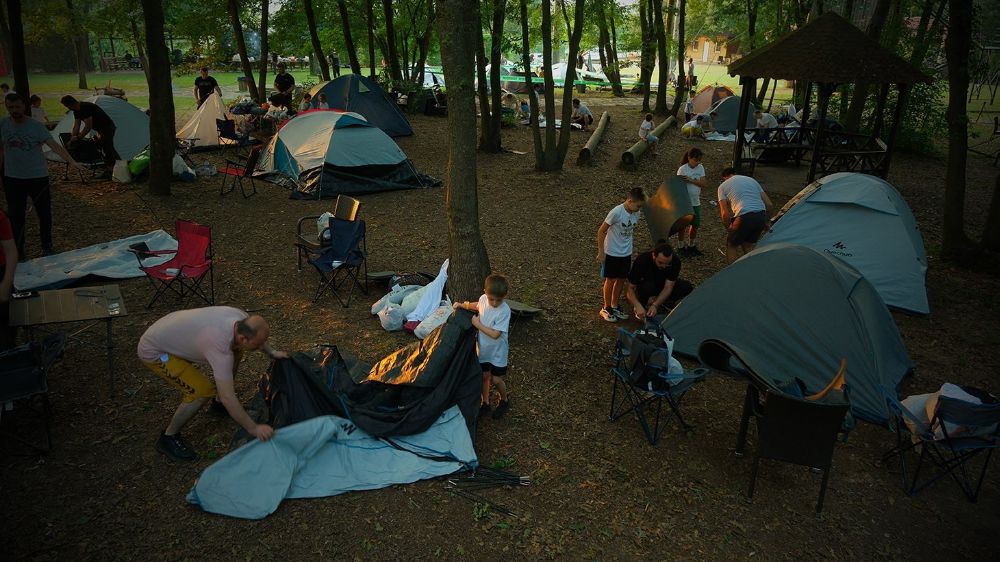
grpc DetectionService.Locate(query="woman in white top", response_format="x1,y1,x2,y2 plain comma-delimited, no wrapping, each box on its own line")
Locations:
676,147,707,256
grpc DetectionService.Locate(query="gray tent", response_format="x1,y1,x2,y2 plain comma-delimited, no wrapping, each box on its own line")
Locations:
758,172,928,315
644,176,694,240
707,95,755,134
662,243,913,425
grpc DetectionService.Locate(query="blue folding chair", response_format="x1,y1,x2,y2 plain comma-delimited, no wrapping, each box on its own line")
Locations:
609,328,707,445
296,217,368,307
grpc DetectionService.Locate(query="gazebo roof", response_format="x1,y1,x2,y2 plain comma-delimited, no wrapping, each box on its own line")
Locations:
727,11,932,85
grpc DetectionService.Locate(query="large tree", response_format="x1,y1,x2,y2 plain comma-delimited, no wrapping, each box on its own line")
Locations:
382,0,403,81
475,0,506,152
6,0,29,101
336,0,363,74
842,0,892,132
141,0,175,196
257,0,269,102
941,0,972,259
652,0,670,114
596,0,624,97
64,0,89,89
638,0,656,111
304,0,331,80
227,0,259,102
436,0,491,300
666,0,687,118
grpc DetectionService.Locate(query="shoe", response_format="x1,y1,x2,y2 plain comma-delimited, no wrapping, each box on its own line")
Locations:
599,308,618,322
688,246,704,257
155,432,197,461
492,400,511,419
479,403,492,417
612,307,629,320
208,399,227,416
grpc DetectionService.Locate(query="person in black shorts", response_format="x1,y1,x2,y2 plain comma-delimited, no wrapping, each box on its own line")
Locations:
193,67,222,107
596,187,645,322
717,167,773,263
61,95,120,178
272,62,296,109
625,241,694,321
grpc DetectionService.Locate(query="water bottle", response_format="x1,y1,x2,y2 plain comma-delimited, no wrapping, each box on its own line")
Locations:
160,353,170,364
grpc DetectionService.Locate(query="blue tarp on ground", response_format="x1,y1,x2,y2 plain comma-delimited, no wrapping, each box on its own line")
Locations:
186,406,476,519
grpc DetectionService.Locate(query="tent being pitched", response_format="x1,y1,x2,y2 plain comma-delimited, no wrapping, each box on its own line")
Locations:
308,74,413,137
176,93,234,148
758,172,929,314
707,95,755,134
47,95,149,161
256,110,439,198
691,85,736,114
662,243,913,425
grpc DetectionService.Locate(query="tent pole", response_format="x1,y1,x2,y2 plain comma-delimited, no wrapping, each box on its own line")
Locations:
801,82,813,124
871,82,890,138
882,83,909,178
807,82,835,183
733,75,755,173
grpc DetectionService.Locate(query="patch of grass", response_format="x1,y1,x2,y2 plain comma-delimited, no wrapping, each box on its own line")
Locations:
489,456,516,470
473,502,491,521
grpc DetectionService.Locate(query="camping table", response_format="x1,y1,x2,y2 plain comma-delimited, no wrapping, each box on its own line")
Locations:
8,284,127,396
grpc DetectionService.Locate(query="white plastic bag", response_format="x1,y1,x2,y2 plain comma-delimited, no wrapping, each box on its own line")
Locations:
400,284,430,318
378,304,406,331
316,212,334,241
371,284,421,316
112,160,132,183
414,300,453,339
172,154,196,181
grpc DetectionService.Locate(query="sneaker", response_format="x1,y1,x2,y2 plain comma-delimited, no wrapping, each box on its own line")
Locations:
492,400,511,419
599,307,618,322
611,307,629,320
479,403,492,417
155,432,197,461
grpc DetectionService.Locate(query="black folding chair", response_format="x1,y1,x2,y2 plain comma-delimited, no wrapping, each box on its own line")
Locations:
294,195,361,271
58,132,105,182
219,145,262,198
0,333,67,455
743,389,849,512
893,394,1000,502
215,118,252,158
609,328,706,445
296,217,369,307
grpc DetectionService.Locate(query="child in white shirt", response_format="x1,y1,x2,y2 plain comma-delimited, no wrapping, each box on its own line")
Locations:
454,275,513,419
676,147,707,256
638,113,657,156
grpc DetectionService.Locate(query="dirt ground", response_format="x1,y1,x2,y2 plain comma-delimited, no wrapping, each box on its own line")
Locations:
3,96,1000,561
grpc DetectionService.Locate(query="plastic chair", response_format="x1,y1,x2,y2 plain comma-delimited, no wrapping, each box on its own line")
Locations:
294,195,361,271
746,389,850,512
296,217,369,307
218,144,262,198
130,219,214,309
894,394,1000,502
0,333,66,455
609,328,707,446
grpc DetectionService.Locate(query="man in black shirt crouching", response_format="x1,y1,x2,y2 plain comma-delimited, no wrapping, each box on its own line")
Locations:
625,241,694,321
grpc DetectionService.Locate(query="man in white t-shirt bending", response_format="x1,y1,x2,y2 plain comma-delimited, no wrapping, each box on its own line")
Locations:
137,306,288,461
596,187,646,322
717,168,773,263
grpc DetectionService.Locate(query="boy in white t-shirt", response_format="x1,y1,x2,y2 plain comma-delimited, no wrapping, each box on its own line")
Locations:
454,274,513,419
596,187,646,322
681,115,706,138
638,113,657,157
676,147,707,256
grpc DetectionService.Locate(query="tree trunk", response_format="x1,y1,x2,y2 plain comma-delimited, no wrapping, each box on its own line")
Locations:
597,0,623,97
6,0,27,101
941,0,972,259
520,0,543,163
910,0,947,68
227,0,258,102
0,4,12,78
551,0,586,169
652,0,669,114
65,0,88,89
336,0,363,75
129,18,150,83
843,0,892,132
141,0,175,196
539,0,558,170
606,3,624,97
667,0,686,118
479,0,505,152
638,0,656,110
475,17,492,149
755,78,770,106
304,0,331,81
257,0,269,102
382,0,403,81
414,0,436,85
436,0,492,300
982,174,1000,252
366,0,377,78
747,0,758,51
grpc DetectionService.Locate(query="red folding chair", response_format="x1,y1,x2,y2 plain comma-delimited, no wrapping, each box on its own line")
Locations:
218,145,262,198
130,219,215,309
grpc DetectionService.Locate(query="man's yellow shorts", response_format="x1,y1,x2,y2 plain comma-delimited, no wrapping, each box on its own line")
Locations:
143,354,216,403
681,125,703,138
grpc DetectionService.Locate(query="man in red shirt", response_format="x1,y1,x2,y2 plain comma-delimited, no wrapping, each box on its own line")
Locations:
0,208,17,349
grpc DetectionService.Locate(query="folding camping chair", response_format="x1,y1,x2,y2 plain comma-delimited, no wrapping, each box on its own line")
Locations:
58,132,105,182
216,118,253,158
295,217,368,307
218,144,262,198
609,327,706,445
0,333,67,455
293,195,361,271
743,389,850,512
883,390,1000,502
130,219,215,309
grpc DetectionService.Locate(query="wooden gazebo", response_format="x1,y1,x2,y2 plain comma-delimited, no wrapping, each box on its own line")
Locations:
727,11,932,182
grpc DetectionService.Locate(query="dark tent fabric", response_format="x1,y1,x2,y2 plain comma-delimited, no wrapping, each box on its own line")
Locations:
309,75,414,137
644,176,695,240
288,160,442,199
254,310,482,437
662,244,913,425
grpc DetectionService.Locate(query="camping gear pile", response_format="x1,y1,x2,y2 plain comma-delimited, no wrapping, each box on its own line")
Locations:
187,310,485,519
371,260,452,337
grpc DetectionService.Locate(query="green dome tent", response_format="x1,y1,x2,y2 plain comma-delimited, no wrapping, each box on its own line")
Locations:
308,74,413,137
